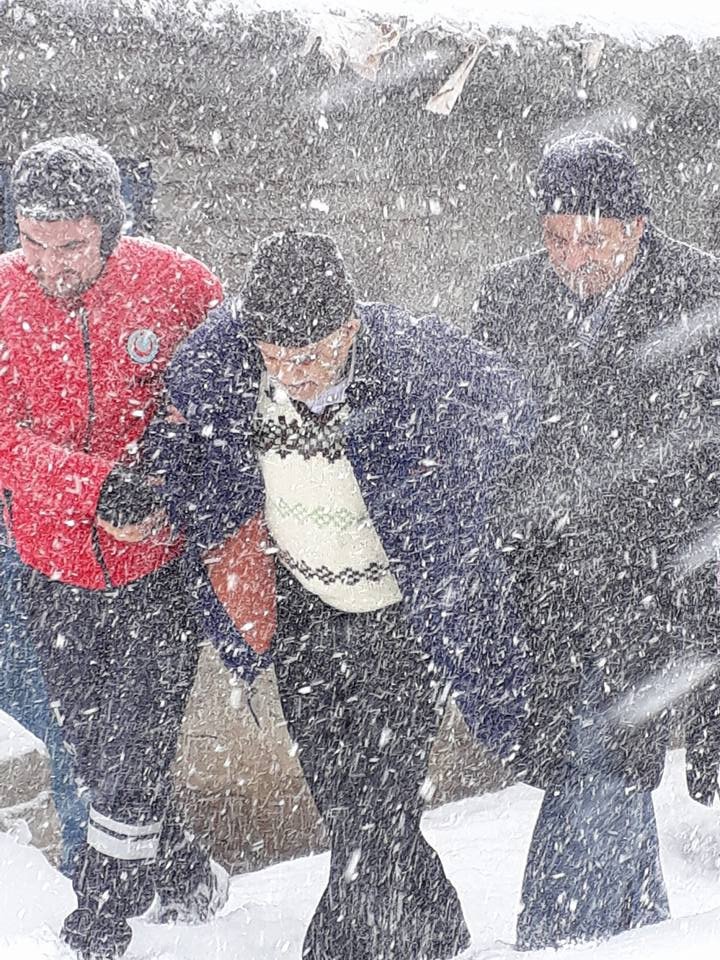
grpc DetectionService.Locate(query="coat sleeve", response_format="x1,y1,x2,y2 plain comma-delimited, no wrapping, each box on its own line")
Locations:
144,306,265,551
0,340,114,519
417,321,536,762
448,354,536,761
471,268,508,349
471,259,540,365
369,305,536,760
143,306,272,678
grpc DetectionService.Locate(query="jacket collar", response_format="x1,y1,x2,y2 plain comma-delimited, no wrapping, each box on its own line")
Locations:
228,299,387,412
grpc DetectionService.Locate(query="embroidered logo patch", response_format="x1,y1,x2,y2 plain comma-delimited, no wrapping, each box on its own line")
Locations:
127,328,160,365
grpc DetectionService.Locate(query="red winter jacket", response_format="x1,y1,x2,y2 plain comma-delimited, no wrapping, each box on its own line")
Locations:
0,236,222,589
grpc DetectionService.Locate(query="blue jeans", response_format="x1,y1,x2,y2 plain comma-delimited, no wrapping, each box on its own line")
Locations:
0,546,87,874
517,663,670,949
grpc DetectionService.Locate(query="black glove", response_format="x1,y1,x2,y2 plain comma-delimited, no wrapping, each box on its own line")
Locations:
97,465,163,528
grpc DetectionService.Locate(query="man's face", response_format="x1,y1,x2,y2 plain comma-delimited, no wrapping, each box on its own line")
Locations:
257,317,360,406
17,216,104,298
542,213,646,298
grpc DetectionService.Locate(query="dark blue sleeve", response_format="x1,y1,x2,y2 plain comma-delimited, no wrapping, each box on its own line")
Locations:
147,304,265,552
409,317,536,761
144,305,272,679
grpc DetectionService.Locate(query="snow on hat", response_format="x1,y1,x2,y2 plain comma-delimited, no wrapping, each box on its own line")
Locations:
536,135,649,221
242,229,356,347
11,135,125,258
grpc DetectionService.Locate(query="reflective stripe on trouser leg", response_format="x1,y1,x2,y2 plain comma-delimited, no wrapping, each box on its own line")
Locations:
86,806,162,861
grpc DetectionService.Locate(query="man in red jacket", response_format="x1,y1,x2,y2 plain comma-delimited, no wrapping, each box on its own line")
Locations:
0,136,224,960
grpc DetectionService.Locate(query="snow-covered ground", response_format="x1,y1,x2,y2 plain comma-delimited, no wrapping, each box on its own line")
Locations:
1,749,720,959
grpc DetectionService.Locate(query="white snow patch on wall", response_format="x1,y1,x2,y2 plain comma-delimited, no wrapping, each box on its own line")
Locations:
0,711,44,761
44,0,720,46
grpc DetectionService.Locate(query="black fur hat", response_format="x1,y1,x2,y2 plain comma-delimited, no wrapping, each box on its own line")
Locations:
11,135,125,258
242,230,356,346
536,135,649,221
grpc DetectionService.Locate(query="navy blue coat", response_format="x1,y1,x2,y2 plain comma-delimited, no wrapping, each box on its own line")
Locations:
150,299,535,758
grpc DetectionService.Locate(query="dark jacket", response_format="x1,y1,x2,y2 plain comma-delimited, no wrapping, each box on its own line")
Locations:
149,299,535,758
474,226,720,791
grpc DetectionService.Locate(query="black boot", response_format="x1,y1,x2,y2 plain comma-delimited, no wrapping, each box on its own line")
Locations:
61,845,155,960
145,815,229,924
61,909,132,960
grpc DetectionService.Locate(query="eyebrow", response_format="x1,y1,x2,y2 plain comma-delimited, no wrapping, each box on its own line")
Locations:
20,232,87,249
547,230,602,243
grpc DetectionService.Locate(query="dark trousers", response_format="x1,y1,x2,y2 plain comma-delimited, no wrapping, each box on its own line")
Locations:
518,783,668,950
20,557,206,917
517,662,670,949
273,568,470,960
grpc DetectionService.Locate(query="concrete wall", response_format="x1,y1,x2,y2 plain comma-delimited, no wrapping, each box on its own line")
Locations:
1,1,719,870
0,716,61,865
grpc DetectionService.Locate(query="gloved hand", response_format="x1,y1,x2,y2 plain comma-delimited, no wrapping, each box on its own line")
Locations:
97,464,164,528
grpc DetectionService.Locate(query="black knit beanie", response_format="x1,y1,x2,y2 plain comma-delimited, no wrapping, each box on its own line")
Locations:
536,135,649,221
242,230,356,346
11,135,125,259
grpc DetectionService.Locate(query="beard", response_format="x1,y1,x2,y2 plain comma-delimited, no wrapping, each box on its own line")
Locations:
556,263,615,299
35,269,96,299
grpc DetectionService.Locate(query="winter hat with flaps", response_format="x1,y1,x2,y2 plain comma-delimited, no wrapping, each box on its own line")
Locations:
536,135,650,221
242,229,356,346
11,134,125,258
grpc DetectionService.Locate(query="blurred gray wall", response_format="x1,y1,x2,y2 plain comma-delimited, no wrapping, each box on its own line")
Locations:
1,1,719,871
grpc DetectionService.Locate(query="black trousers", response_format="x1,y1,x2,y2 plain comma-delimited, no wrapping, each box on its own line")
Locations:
20,556,206,916
273,568,470,960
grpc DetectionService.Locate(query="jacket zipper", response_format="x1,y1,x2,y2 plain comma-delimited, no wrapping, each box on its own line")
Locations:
78,308,96,455
78,307,112,588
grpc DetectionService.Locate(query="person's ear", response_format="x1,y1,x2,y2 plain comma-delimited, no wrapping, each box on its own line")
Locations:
629,216,646,239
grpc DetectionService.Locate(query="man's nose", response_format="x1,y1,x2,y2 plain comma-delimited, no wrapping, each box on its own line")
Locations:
37,249,65,276
276,360,306,383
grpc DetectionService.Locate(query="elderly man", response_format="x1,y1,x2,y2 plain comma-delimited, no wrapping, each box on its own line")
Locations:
474,135,720,948
150,229,533,960
0,136,224,960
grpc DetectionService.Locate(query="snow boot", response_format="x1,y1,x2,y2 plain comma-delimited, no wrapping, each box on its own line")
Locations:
145,856,230,925
145,816,229,924
61,844,154,960
61,909,132,960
